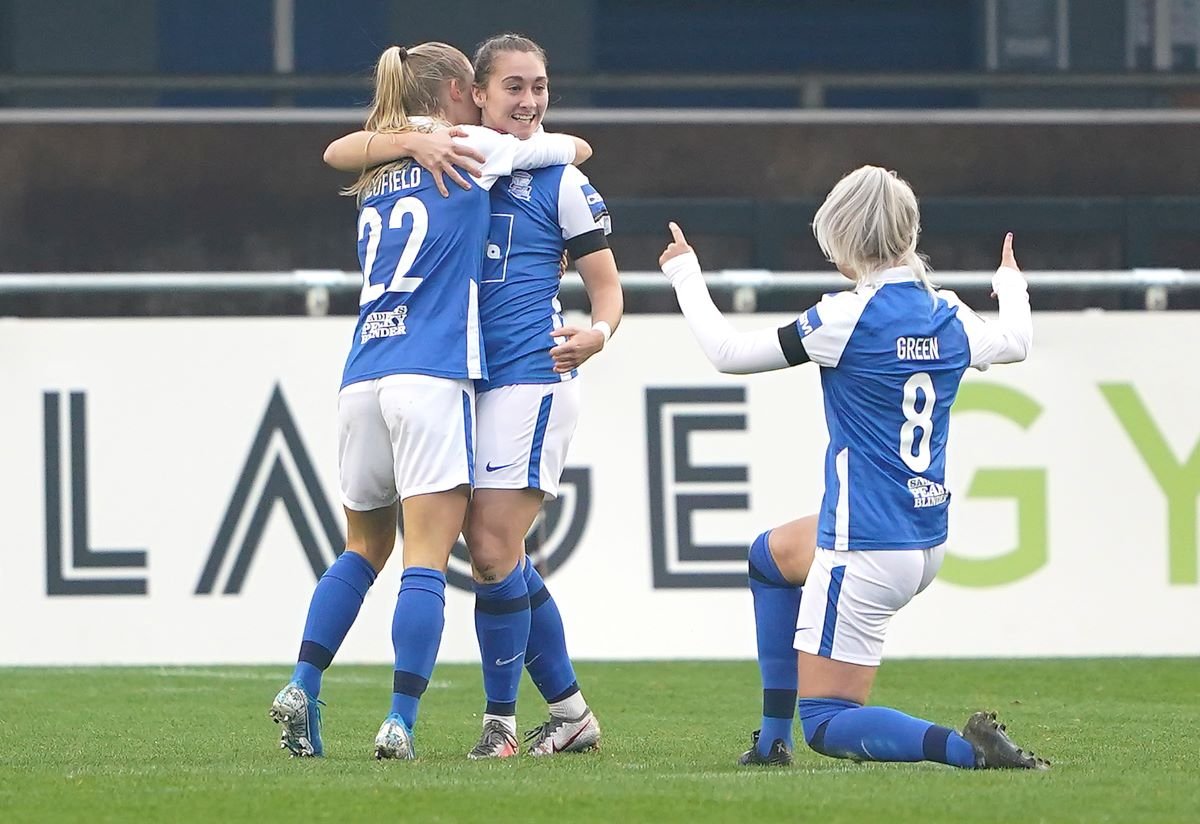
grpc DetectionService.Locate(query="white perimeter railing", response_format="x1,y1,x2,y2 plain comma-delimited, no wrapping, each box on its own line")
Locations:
2,270,1198,315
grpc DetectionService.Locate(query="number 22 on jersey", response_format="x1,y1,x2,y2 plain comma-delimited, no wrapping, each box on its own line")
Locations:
357,196,429,306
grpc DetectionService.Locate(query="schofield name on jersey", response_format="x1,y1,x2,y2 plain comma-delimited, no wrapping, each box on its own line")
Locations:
896,336,940,360
361,163,423,200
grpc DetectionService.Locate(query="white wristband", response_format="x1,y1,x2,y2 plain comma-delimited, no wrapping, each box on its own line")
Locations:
592,320,612,345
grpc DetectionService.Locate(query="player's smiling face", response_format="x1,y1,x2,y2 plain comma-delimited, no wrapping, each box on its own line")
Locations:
474,50,548,140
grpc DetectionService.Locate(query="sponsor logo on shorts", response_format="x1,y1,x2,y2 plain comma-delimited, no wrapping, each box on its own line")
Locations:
485,460,517,472
360,307,408,343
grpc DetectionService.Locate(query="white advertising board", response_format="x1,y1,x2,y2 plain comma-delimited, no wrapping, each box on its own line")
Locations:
1,311,1197,664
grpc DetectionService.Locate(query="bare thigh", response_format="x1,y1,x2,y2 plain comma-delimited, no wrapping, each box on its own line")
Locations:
400,486,470,571
768,514,818,586
463,487,544,582
797,652,878,706
344,503,398,572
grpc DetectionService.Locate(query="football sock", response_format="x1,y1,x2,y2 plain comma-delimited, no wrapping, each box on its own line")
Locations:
483,713,518,736
474,562,531,717
798,698,977,768
291,550,377,698
548,690,588,720
748,530,802,756
522,557,581,706
390,567,446,729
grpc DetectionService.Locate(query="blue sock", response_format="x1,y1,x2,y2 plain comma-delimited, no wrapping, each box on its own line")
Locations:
748,530,802,757
474,563,531,716
291,550,377,698
799,698,977,768
522,557,580,703
390,567,447,729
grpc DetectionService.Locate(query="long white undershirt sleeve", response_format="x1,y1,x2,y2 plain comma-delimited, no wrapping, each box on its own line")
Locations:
990,266,1033,363
455,127,577,190
943,266,1033,370
661,252,791,374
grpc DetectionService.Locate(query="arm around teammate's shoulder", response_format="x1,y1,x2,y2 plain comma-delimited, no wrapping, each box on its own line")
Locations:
323,127,485,197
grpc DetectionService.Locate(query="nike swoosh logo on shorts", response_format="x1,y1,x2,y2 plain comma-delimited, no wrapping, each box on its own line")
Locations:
494,653,523,666
485,461,517,472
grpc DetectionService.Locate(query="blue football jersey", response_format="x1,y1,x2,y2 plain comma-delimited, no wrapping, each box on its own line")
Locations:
791,268,983,550
478,164,611,391
340,125,580,389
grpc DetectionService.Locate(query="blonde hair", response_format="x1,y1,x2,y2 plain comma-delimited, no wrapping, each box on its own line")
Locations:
345,42,473,199
811,165,934,295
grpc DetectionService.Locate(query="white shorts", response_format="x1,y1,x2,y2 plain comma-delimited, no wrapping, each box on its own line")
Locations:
794,545,945,667
338,374,475,510
474,379,581,499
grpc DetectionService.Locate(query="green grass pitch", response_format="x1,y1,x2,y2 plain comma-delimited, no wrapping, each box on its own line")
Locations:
1,659,1196,823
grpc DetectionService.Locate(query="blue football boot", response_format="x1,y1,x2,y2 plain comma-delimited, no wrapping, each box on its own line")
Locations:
269,681,323,757
373,712,416,760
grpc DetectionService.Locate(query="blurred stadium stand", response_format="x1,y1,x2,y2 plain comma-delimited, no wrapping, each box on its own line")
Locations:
1,0,1198,310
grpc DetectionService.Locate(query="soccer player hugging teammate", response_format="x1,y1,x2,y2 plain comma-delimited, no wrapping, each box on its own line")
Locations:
659,166,1049,771
272,42,590,760
461,33,621,759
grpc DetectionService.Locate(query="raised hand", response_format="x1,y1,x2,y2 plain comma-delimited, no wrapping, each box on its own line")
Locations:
1000,232,1020,272
992,232,1026,299
658,221,694,268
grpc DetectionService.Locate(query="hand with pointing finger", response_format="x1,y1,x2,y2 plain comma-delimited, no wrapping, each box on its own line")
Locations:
992,232,1027,299
658,221,694,268
1000,232,1020,273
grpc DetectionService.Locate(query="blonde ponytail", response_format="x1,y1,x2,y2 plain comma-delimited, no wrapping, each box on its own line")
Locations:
344,42,473,200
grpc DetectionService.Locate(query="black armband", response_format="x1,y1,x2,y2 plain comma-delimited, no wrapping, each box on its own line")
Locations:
566,228,609,261
777,322,810,366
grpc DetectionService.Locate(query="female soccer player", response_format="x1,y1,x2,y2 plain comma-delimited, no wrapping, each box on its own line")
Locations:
271,41,589,761
460,32,622,760
324,33,621,761
658,166,1049,771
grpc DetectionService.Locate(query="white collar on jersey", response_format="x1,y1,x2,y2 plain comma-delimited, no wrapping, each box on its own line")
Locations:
858,266,919,289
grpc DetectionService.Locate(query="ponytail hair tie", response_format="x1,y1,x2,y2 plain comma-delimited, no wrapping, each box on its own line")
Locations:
397,46,409,61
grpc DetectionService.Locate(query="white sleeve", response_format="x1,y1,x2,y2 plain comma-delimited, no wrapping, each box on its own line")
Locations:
453,126,577,190
558,165,612,240
661,252,790,374
794,290,870,368
940,267,1032,370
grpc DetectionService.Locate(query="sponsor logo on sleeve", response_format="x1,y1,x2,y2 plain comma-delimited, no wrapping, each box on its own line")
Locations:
798,308,822,338
581,184,609,229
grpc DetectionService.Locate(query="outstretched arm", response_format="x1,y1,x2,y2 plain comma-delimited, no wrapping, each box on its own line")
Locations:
658,223,792,375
